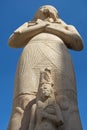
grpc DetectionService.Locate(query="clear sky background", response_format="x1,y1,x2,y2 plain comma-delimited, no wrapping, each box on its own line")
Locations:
0,0,87,130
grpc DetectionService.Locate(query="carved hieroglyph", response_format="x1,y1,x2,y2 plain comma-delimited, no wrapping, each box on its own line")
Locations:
8,5,83,130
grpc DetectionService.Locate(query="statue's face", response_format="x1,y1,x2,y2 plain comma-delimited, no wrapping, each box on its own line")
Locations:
44,17,54,22
39,84,53,98
34,5,59,22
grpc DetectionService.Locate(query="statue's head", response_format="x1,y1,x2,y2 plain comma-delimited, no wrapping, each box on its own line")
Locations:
38,83,54,100
34,5,59,22
37,68,54,100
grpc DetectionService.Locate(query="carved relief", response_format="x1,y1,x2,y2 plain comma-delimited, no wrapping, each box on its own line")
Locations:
28,68,64,130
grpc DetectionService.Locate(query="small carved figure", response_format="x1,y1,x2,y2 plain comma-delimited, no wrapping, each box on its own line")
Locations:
28,68,64,130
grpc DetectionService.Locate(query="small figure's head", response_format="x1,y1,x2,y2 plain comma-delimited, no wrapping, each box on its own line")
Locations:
34,5,59,22
37,68,54,100
38,83,54,100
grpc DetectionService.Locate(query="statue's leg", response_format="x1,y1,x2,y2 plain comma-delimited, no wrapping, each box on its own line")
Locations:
7,94,36,130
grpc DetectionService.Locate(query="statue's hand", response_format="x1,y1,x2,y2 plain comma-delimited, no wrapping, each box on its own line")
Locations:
14,22,29,34
36,19,50,27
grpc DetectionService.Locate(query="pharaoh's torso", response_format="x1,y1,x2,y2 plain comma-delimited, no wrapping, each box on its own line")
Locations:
14,33,77,103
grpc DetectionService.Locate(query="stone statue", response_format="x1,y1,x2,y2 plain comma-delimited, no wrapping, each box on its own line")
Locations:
8,5,83,130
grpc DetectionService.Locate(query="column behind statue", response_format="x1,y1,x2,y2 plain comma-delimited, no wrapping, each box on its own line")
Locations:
8,5,83,130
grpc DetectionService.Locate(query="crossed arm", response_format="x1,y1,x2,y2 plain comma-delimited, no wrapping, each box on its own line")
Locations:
45,19,83,51
8,19,48,48
8,18,83,50
40,103,64,126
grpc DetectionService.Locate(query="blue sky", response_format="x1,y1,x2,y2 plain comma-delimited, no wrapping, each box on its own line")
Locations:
0,0,87,129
